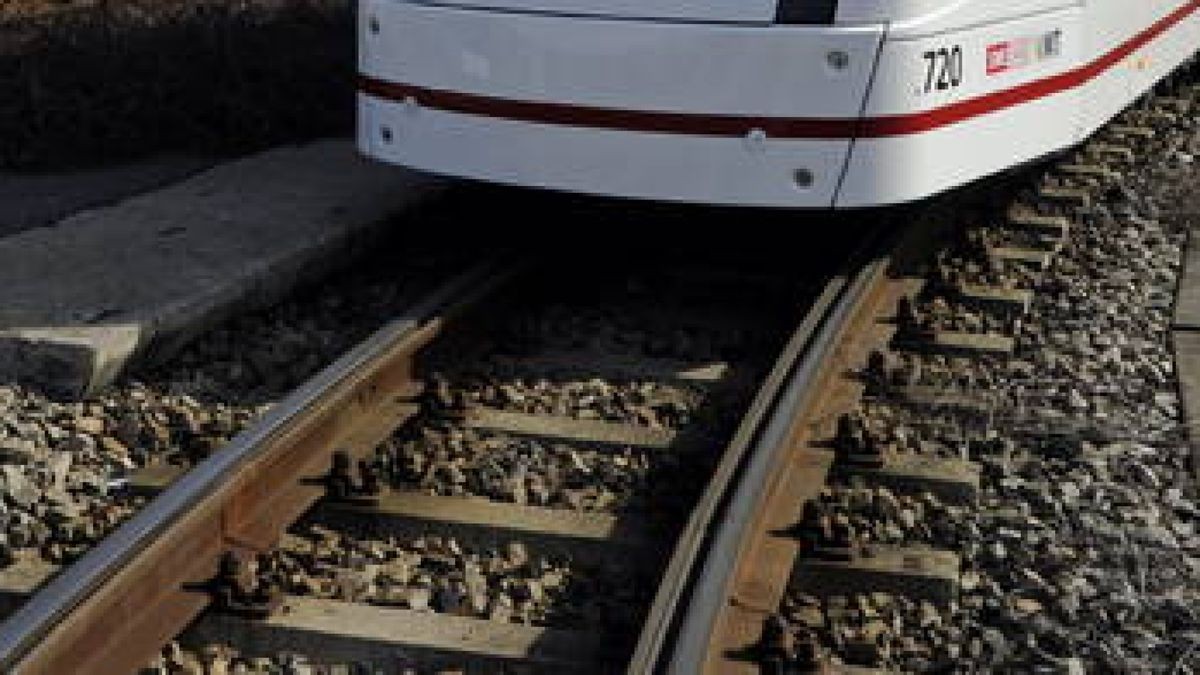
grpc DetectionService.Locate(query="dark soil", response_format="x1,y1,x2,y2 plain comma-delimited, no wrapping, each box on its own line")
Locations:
0,0,353,171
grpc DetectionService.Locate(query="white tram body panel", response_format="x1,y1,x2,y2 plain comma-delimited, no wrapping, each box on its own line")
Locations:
357,0,1200,208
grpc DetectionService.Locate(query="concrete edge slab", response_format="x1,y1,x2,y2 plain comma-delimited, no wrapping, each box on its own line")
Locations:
0,139,445,398
0,155,215,237
0,326,141,398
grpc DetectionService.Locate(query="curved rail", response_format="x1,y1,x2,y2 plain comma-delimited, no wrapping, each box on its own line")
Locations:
628,234,888,674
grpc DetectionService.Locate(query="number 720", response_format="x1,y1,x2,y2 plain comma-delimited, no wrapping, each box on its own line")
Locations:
923,46,963,93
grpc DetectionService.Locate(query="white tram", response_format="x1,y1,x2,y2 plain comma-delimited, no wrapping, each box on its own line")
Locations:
357,1,1200,208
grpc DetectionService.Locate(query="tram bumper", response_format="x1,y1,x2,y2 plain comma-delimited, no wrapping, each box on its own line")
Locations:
357,0,884,208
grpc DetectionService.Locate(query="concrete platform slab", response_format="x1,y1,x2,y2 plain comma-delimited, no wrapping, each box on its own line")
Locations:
0,155,213,237
0,139,441,397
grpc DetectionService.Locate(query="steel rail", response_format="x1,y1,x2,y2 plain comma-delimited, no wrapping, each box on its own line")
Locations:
627,236,887,674
0,259,518,674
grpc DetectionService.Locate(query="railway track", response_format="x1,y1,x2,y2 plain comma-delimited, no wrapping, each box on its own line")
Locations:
0,230,882,673
0,68,1195,675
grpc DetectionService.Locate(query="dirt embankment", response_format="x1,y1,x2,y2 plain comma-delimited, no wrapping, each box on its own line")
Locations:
0,0,353,171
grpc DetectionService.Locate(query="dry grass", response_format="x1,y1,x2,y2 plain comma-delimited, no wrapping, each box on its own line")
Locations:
0,0,353,171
